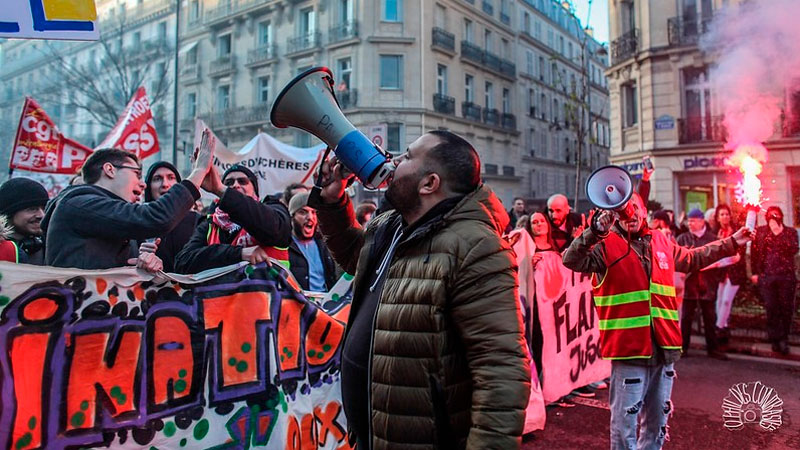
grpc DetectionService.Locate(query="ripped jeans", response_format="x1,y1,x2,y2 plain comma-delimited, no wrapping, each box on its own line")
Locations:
609,361,675,450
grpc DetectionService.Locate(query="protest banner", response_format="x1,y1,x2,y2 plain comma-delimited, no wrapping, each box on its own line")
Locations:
0,0,99,41
193,120,326,197
10,98,93,175
97,87,160,160
510,229,611,405
10,171,71,199
0,262,354,450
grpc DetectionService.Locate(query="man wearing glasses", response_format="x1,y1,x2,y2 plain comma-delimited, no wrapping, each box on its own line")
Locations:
42,147,214,270
174,164,291,273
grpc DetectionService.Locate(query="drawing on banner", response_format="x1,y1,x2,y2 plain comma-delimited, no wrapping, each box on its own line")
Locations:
0,0,99,40
0,263,354,449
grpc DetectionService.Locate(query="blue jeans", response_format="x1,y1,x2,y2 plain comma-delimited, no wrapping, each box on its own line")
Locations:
609,361,676,450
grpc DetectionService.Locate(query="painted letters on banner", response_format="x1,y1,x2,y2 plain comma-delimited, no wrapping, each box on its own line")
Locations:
193,120,326,197
10,97,93,174
510,229,611,405
0,0,99,41
96,87,160,160
0,263,354,450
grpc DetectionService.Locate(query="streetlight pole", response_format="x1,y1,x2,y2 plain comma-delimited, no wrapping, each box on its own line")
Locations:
171,0,181,165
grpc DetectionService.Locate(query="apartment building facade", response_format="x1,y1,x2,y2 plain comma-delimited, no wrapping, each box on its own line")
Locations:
606,0,800,224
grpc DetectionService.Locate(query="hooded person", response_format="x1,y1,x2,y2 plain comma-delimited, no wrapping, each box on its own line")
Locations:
0,177,50,264
144,161,201,273
174,164,292,273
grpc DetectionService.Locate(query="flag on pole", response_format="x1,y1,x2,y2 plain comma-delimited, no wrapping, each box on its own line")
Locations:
96,87,160,159
10,97,92,174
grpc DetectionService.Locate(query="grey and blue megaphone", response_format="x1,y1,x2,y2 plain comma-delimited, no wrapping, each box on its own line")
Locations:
586,165,636,220
270,67,393,190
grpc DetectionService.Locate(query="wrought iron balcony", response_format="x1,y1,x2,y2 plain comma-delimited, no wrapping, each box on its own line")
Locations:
483,108,500,126
501,113,516,130
668,17,711,47
287,32,321,54
500,59,516,78
462,101,482,122
246,44,277,66
337,89,358,109
484,51,501,72
208,54,236,77
180,62,201,83
433,93,456,115
610,28,639,65
461,40,484,65
677,116,726,144
432,27,456,53
330,21,359,44
199,104,270,130
482,0,494,16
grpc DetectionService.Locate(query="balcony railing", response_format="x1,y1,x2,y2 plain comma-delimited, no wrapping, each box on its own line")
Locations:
209,54,236,77
337,89,358,109
180,62,201,83
668,17,712,47
247,44,277,66
330,21,359,43
501,112,516,130
460,40,516,79
202,0,268,25
432,27,456,53
482,0,494,16
500,59,516,78
199,104,269,129
484,51,501,72
462,101,482,121
610,28,639,65
483,108,500,126
461,40,483,64
433,93,456,115
677,116,726,144
287,32,321,54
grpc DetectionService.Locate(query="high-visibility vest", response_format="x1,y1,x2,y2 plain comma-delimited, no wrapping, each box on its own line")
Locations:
592,229,682,360
206,222,290,270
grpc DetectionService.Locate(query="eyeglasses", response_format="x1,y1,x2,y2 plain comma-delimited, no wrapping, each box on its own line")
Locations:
113,164,142,180
223,177,251,187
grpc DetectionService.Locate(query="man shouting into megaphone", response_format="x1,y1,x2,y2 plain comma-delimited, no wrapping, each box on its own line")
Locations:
563,192,751,450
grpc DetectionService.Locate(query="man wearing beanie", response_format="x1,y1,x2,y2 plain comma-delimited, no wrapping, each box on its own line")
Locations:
174,164,291,273
144,161,200,272
42,145,215,270
287,192,337,291
0,177,49,264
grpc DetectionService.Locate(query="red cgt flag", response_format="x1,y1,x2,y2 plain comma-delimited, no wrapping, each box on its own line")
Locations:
97,86,160,159
10,97,93,174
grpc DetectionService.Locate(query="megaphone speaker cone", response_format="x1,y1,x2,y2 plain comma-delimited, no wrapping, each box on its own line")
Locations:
586,165,634,210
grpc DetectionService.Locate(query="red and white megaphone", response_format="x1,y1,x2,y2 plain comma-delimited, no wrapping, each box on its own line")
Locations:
586,165,636,220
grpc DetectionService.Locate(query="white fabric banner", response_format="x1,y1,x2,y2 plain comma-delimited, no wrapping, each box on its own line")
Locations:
193,120,326,197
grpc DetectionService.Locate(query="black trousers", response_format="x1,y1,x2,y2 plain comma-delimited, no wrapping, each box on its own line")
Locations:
759,276,797,343
681,298,718,353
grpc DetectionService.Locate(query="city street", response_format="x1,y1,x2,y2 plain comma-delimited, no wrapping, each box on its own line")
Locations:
523,354,800,449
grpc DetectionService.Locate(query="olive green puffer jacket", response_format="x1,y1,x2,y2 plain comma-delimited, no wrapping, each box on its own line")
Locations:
318,185,531,450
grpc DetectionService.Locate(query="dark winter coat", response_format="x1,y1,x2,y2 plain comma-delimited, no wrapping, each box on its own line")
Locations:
676,227,719,301
317,185,531,450
751,224,799,280
156,211,200,273
41,181,200,269
287,235,338,291
174,189,291,274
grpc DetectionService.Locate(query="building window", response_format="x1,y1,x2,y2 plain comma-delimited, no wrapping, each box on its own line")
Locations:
484,29,492,52
528,88,535,115
338,57,352,89
534,19,541,39
568,42,573,59
538,56,545,80
216,85,230,110
485,81,494,109
190,0,199,19
187,45,198,64
526,50,534,75
436,64,448,95
502,88,510,114
258,76,270,104
465,74,474,102
528,128,536,154
380,55,403,89
299,7,316,36
683,66,712,139
157,21,167,40
218,33,231,56
340,0,354,22
551,62,558,86
523,12,531,34
258,21,271,46
132,31,141,49
434,4,446,29
186,92,196,118
540,93,547,119
559,36,564,55
387,123,402,153
553,98,559,122
384,0,402,22
464,19,473,43
623,82,638,127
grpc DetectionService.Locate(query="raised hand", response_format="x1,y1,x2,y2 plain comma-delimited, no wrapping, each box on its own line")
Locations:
317,155,355,204
591,210,616,237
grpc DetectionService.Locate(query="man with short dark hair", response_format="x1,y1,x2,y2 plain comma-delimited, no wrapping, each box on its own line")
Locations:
506,197,528,233
313,130,531,449
175,164,291,273
42,146,213,270
0,177,49,264
282,182,309,206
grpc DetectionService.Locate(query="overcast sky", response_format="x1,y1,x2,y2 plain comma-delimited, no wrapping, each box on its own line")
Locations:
572,0,609,44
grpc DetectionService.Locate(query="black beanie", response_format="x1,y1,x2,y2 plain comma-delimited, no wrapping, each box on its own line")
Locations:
144,161,182,202
222,164,259,197
0,177,49,217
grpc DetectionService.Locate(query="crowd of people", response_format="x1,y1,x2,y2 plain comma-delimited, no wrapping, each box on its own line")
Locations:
0,131,795,449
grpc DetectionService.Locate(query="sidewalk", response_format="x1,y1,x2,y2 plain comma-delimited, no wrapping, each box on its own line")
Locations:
689,334,800,362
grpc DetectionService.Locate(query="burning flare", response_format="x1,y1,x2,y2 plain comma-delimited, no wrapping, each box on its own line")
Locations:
729,144,767,230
